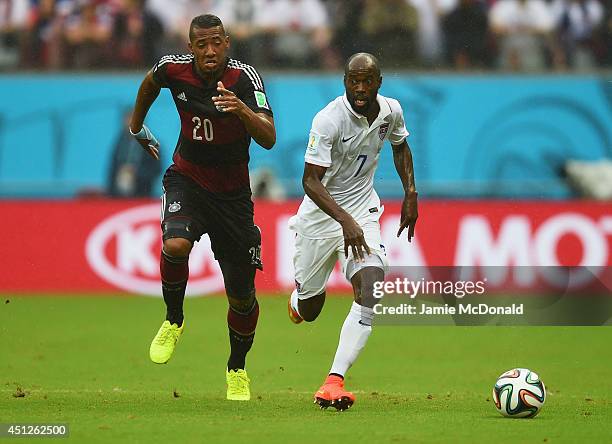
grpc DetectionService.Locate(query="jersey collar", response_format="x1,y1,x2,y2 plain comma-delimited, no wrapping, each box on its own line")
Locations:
342,93,392,124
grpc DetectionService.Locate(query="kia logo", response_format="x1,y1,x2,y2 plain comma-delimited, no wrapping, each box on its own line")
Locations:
85,204,224,296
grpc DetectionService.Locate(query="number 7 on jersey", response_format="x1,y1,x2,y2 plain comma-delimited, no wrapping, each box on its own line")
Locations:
354,154,367,177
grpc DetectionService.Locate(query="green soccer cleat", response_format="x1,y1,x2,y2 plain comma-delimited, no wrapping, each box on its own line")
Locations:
149,320,184,364
226,369,251,401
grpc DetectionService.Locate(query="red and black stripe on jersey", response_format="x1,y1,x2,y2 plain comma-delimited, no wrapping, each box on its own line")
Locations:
152,54,273,195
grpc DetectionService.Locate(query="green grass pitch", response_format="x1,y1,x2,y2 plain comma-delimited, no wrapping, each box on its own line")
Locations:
2,295,611,443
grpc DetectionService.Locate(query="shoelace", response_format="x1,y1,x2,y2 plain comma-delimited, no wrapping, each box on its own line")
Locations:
155,324,177,345
229,373,249,393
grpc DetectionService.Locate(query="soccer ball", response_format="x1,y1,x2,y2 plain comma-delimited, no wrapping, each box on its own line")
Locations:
492,368,546,418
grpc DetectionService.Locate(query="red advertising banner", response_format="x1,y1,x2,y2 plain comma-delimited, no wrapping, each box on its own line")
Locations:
1,200,611,295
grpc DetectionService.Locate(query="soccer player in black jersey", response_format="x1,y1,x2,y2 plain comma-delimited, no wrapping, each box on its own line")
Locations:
128,14,275,401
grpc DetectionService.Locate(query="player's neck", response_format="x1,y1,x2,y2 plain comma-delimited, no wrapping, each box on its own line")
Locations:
194,59,227,86
349,101,379,126
364,102,380,126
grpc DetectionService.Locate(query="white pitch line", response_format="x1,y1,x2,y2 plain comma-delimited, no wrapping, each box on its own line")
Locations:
1,388,325,395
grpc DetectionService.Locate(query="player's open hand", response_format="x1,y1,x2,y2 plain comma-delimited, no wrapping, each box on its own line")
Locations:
397,191,418,242
130,124,160,160
213,81,246,115
341,217,371,262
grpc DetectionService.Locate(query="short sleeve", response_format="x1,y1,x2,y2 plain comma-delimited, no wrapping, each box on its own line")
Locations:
388,100,409,145
304,112,337,168
151,58,170,88
239,67,273,116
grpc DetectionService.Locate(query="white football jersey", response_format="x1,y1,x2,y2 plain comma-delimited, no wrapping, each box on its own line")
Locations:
289,94,409,239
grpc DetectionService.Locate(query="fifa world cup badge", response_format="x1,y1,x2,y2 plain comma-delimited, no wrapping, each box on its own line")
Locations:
307,133,319,154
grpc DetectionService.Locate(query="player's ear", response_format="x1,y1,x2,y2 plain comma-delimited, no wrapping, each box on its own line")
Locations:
188,41,193,53
225,35,230,49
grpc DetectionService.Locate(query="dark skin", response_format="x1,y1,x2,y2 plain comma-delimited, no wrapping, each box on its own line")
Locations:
129,24,276,257
298,53,418,321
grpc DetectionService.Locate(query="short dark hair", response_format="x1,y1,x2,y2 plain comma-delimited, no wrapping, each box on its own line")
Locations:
189,14,225,41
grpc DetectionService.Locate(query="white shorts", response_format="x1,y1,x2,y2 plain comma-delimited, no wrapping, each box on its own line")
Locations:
293,222,388,299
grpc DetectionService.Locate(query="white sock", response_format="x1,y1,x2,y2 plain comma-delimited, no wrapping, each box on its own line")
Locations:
329,302,374,377
290,289,301,317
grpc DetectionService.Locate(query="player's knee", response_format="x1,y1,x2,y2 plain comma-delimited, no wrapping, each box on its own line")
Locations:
219,260,256,302
163,237,192,258
352,267,384,307
299,292,325,322
228,293,256,313
226,282,255,303
360,273,383,296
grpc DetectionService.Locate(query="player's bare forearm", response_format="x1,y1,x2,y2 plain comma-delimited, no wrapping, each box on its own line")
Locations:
392,140,418,241
129,71,161,133
213,82,276,149
392,140,416,195
237,110,276,149
303,162,370,259
302,163,352,225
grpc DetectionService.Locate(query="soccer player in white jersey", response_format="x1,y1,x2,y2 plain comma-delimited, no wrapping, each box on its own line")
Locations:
287,53,418,411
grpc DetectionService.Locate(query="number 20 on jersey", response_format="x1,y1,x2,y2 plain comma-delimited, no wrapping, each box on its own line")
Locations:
192,117,214,142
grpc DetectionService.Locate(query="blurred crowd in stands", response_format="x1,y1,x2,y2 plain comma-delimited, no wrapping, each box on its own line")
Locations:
1,0,611,72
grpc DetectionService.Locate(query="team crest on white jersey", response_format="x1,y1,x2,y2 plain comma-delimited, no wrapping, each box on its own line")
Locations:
168,201,181,213
378,123,390,140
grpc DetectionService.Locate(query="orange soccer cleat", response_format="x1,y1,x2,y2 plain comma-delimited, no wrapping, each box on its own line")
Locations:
288,298,303,324
314,374,355,411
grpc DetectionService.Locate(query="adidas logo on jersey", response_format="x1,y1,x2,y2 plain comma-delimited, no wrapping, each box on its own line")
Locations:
177,92,187,102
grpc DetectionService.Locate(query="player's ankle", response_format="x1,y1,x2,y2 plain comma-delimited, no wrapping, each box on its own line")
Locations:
166,313,184,326
325,373,344,384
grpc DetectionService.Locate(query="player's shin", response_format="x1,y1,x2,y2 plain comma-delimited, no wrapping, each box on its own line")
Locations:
329,301,374,377
227,299,259,370
160,249,189,326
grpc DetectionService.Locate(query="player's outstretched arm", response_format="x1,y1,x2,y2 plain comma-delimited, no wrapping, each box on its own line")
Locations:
129,71,162,160
392,140,418,242
302,163,371,261
213,82,276,149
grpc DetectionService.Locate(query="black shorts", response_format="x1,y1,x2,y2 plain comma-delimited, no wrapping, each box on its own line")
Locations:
161,169,262,269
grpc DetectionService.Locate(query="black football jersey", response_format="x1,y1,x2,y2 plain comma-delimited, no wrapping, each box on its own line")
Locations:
152,54,273,195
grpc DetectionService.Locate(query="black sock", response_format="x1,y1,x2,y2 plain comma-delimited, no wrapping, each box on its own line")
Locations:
163,281,186,326
227,330,255,371
227,300,259,371
160,250,188,326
